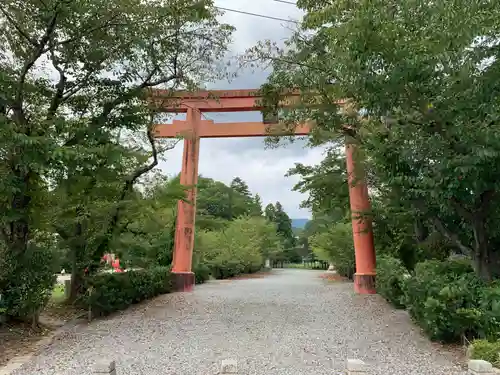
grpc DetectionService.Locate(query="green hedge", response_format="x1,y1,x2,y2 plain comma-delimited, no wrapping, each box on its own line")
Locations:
403,259,483,342
376,256,408,308
78,267,172,316
377,257,500,343
1,245,57,322
468,339,500,367
194,264,210,284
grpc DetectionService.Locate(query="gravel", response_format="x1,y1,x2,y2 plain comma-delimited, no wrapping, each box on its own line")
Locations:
13,269,467,375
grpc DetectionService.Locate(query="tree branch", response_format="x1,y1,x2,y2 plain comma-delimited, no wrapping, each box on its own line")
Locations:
46,47,67,120
93,118,178,258
431,217,472,255
0,5,38,46
14,1,61,122
449,197,474,221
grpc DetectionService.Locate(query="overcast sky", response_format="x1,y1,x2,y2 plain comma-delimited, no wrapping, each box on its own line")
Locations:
158,0,325,219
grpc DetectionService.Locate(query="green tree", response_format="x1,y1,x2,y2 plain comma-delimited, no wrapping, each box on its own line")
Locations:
0,0,233,310
248,0,500,280
230,177,251,197
264,203,276,222
252,194,264,216
196,176,261,228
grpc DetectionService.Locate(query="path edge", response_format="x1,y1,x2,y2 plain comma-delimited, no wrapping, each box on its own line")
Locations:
0,315,86,375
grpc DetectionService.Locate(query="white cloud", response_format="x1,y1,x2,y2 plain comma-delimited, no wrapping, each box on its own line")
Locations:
157,0,324,219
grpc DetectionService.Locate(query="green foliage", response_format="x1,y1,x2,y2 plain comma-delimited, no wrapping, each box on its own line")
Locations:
264,202,298,262
403,259,483,342
469,340,500,367
193,264,211,284
0,245,57,321
79,267,171,317
251,0,500,281
0,0,233,316
376,256,409,308
195,216,279,279
309,221,355,278
478,283,500,340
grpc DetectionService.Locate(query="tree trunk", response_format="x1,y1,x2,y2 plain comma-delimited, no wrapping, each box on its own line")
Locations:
473,219,491,282
69,221,85,302
414,218,428,243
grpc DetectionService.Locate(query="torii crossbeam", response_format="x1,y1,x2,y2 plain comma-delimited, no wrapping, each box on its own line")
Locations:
151,88,376,294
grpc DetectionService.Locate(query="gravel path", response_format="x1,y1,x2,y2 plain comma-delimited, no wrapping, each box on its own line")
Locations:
13,269,467,375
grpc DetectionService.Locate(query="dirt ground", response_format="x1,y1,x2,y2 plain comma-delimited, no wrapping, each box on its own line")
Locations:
0,303,83,367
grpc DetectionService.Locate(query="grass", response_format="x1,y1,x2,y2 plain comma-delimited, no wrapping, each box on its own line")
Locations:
50,283,66,303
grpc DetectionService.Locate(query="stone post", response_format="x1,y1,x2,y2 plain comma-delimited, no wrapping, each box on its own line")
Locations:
220,359,238,374
468,360,496,375
265,259,271,268
346,359,367,375
93,360,116,375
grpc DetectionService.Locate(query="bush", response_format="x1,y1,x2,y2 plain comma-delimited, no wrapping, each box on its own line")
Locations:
78,267,171,316
0,245,57,323
403,259,484,342
376,256,408,308
468,339,500,367
309,221,355,278
194,217,275,280
194,263,210,284
478,282,500,340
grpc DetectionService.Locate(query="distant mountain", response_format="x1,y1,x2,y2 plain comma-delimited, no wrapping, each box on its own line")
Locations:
291,218,309,229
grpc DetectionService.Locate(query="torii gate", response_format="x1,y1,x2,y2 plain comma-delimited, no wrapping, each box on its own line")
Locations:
151,89,376,294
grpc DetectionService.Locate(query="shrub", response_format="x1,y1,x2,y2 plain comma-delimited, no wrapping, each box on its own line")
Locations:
78,267,171,316
194,263,210,284
468,339,500,367
478,282,500,340
403,259,483,342
309,221,355,278
194,217,274,280
376,256,408,308
0,245,57,323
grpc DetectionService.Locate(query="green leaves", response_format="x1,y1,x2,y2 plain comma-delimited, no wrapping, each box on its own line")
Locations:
250,0,500,279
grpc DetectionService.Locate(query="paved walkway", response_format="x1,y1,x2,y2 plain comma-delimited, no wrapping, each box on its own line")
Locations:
13,270,466,375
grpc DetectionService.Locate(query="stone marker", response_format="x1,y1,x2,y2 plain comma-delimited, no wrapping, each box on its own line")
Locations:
468,360,494,374
220,359,238,374
265,259,271,268
347,358,367,375
93,360,116,375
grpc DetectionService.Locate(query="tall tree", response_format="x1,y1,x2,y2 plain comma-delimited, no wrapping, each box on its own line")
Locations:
264,203,276,222
0,0,234,302
247,0,500,280
274,202,297,250
252,194,264,216
230,177,251,198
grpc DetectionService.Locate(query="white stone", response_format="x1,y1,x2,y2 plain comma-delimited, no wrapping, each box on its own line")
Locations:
347,359,367,374
93,360,116,373
468,359,493,373
220,359,238,374
265,259,271,268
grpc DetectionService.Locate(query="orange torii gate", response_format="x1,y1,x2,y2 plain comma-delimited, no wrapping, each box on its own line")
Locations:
151,89,376,294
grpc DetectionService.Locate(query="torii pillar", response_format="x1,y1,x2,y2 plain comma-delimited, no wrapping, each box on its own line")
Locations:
170,108,201,291
345,140,376,294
